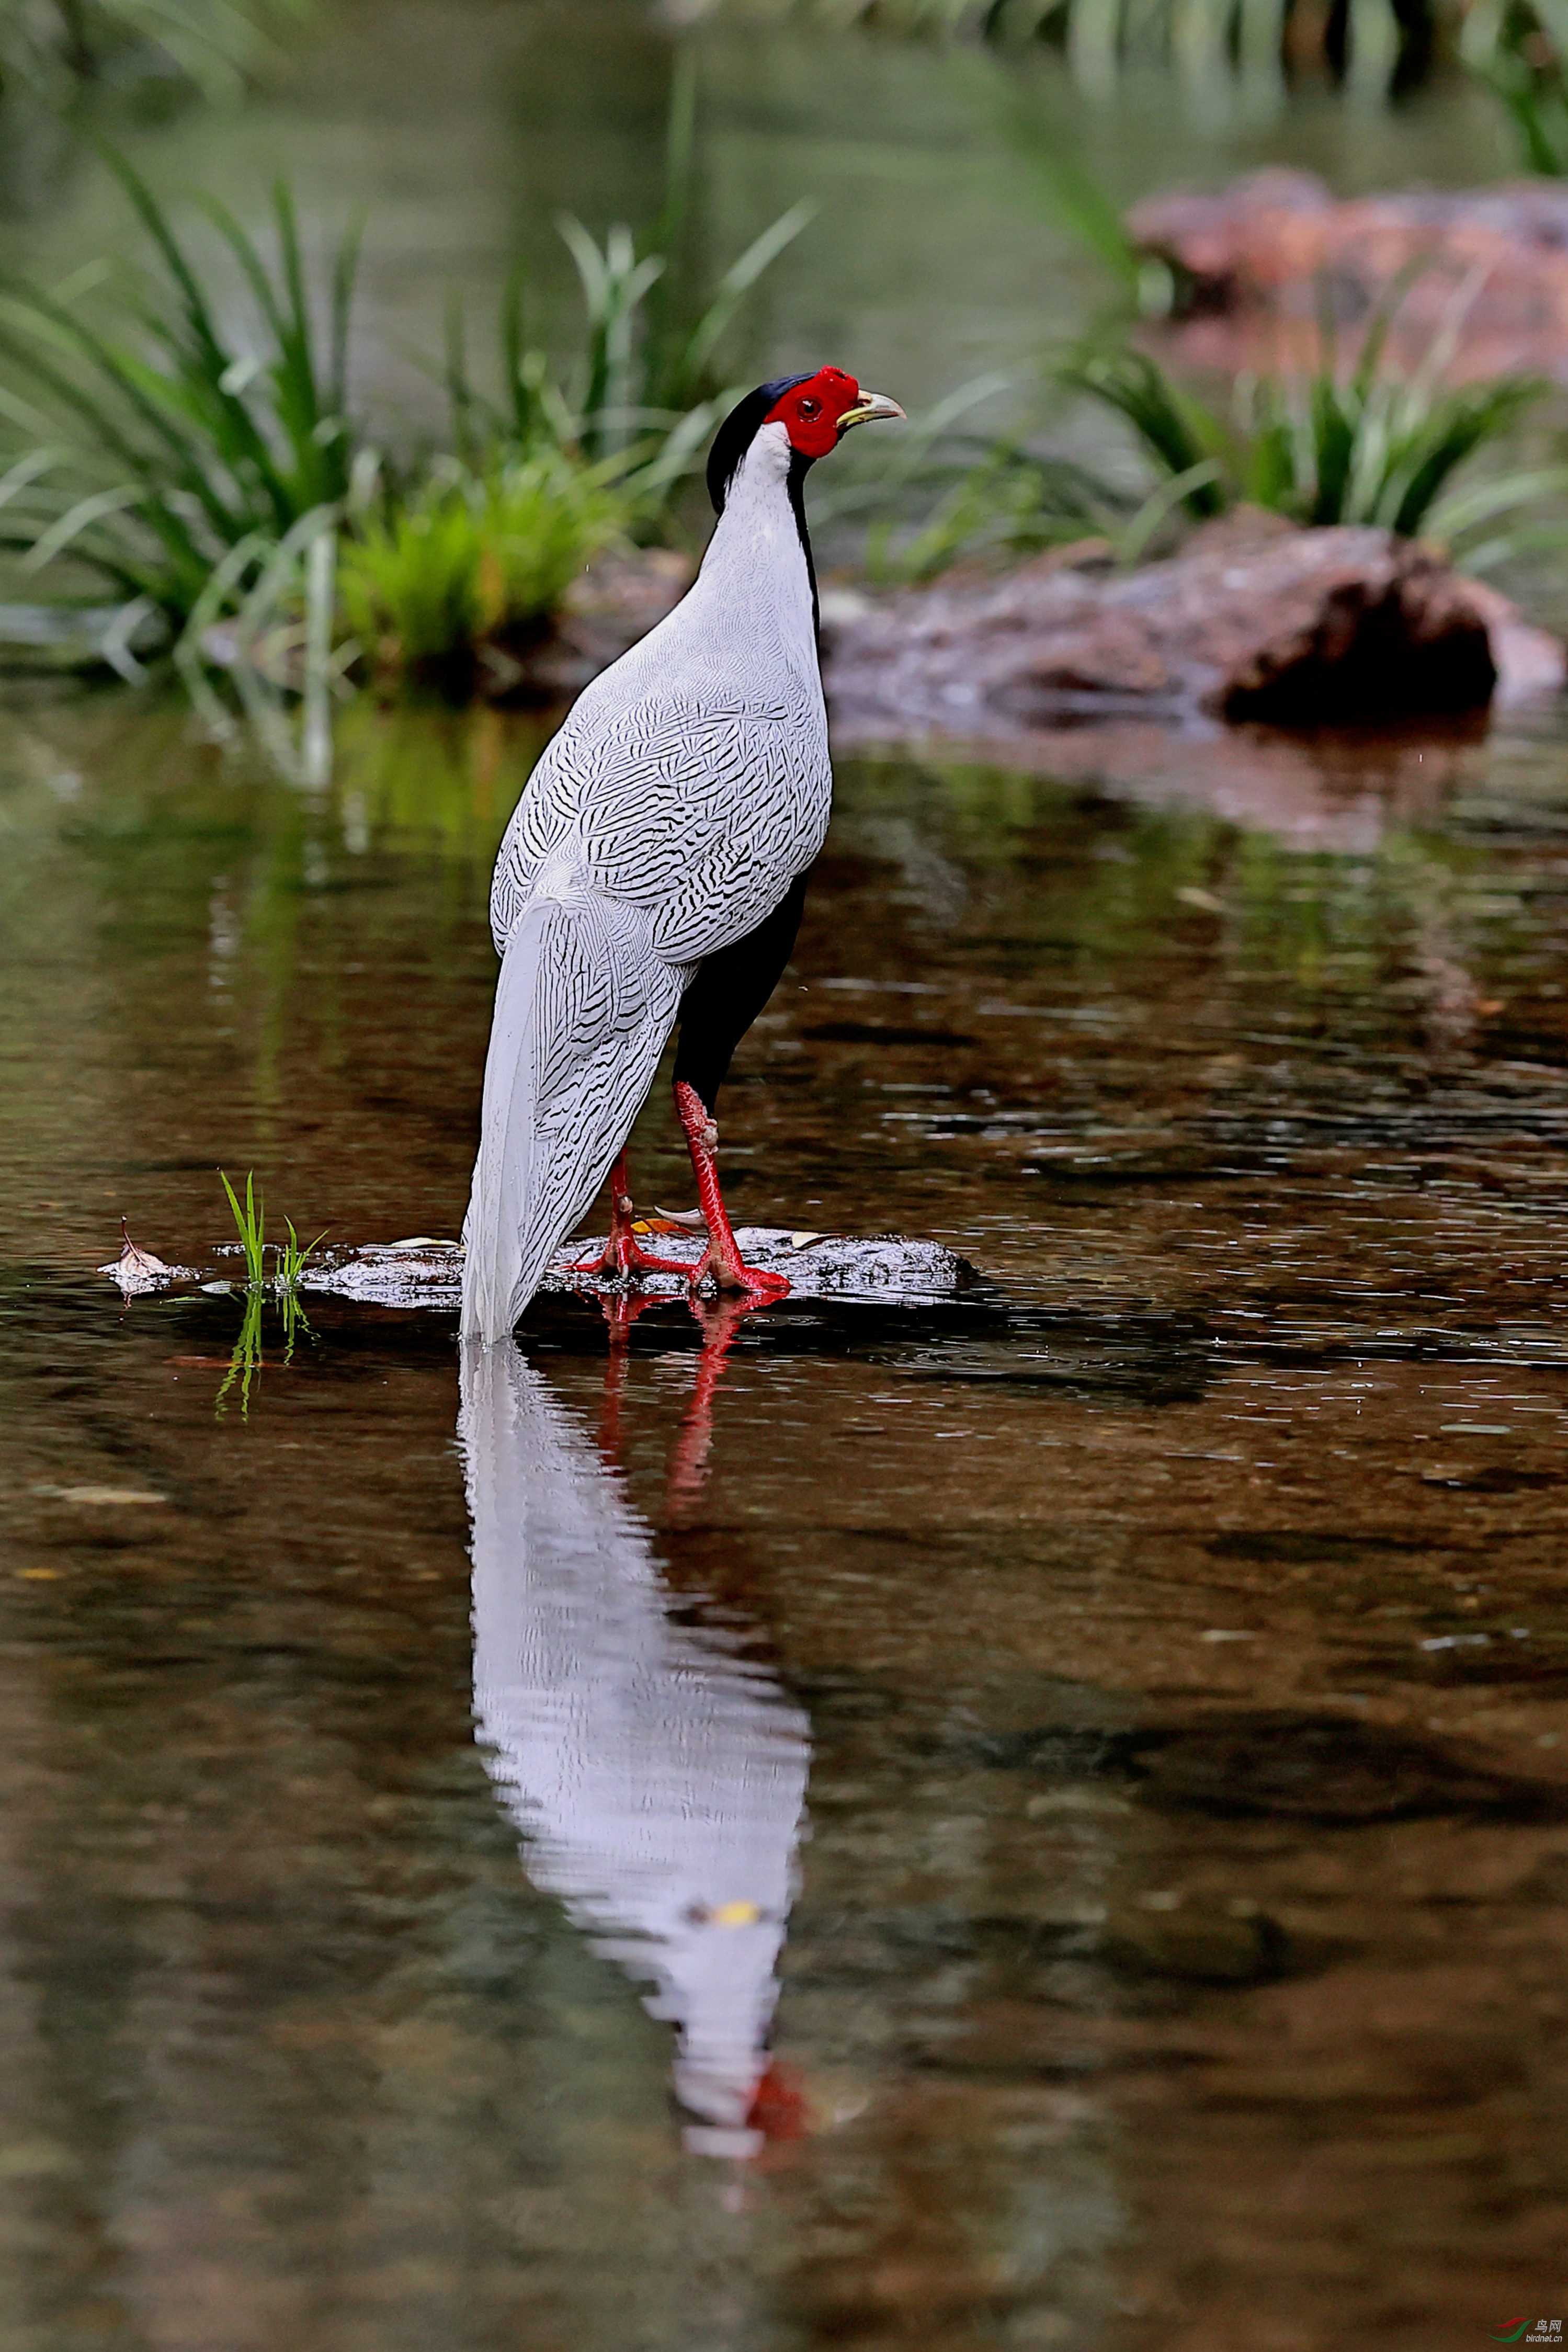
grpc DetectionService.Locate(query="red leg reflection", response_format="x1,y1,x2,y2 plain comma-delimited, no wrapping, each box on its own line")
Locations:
673,1083,790,1302
593,1287,665,1468
746,2059,808,2142
569,1148,694,1284
667,1291,763,1513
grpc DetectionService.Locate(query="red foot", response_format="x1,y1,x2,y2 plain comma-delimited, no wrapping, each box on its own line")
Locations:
672,1082,790,1302
569,1231,692,1281
568,1149,694,1285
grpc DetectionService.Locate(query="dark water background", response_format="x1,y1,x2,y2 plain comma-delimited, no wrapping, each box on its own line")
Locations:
4,7,1568,2347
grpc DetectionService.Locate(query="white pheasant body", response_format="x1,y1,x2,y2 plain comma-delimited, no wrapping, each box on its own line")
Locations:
462,421,831,1339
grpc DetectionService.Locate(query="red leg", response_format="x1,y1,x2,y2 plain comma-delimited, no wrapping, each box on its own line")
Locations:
673,1082,790,1302
568,1148,694,1283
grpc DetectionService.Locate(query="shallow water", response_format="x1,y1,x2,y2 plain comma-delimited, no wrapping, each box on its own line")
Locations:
4,682,1568,2347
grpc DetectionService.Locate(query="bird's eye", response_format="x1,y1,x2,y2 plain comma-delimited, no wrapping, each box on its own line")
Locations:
797,396,821,418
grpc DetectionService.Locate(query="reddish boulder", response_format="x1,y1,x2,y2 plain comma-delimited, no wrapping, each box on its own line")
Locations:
1128,171,1568,381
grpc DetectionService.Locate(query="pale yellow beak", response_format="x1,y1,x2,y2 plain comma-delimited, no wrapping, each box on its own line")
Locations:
836,390,906,433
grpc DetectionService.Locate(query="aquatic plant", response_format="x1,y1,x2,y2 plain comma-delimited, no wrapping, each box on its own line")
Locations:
219,1167,267,1288
337,452,629,689
0,156,362,655
1059,324,1565,564
842,301,1568,584
213,1174,320,1412
0,67,811,719
276,1215,326,1290
218,1167,323,1289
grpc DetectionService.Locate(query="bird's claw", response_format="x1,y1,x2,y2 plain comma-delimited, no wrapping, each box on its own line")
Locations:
694,1251,791,1303
569,1181,697,1284
569,1237,694,1283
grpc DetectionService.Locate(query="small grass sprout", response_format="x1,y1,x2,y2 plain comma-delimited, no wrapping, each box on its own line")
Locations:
219,1168,267,1287
276,1217,327,1290
212,1176,321,1415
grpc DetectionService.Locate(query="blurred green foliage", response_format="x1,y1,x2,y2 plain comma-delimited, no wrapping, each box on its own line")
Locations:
0,0,299,104
338,453,629,690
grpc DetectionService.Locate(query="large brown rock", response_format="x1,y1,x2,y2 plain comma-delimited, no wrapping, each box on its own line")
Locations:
821,513,1563,735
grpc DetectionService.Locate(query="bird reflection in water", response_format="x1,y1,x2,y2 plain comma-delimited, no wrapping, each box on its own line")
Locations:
459,1309,808,2158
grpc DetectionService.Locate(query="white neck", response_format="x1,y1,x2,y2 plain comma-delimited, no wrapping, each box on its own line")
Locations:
689,421,818,683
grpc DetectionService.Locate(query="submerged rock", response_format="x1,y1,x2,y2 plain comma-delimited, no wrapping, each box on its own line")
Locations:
302,1230,976,1312
823,512,1563,735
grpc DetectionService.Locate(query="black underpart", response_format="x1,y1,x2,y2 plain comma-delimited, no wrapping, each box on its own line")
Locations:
673,873,810,1114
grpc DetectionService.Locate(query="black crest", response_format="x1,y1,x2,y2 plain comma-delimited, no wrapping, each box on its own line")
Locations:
705,374,812,515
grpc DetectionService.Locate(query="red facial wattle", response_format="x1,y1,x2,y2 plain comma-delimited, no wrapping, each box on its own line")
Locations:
764,367,862,459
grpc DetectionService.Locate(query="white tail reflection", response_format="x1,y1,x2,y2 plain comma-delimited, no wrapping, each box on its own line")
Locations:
460,1338,809,2156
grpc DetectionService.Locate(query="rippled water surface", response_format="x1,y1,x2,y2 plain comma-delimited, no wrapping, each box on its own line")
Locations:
4,685,1568,2348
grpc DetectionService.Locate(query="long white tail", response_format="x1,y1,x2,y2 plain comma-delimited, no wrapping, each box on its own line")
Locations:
461,884,683,1341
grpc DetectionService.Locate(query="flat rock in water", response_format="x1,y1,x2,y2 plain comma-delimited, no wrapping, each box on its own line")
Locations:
301,1239,467,1310
544,1227,976,1303
823,512,1563,734
300,1230,976,1312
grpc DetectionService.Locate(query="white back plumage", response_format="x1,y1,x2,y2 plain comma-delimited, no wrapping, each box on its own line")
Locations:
461,1341,809,2146
461,423,833,1339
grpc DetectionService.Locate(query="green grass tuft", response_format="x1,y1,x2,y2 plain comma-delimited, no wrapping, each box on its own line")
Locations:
213,1178,321,1417
337,453,629,687
276,1217,326,1290
219,1168,266,1288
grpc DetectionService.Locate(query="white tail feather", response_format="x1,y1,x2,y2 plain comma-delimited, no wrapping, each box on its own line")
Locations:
462,900,549,1340
461,885,684,1340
